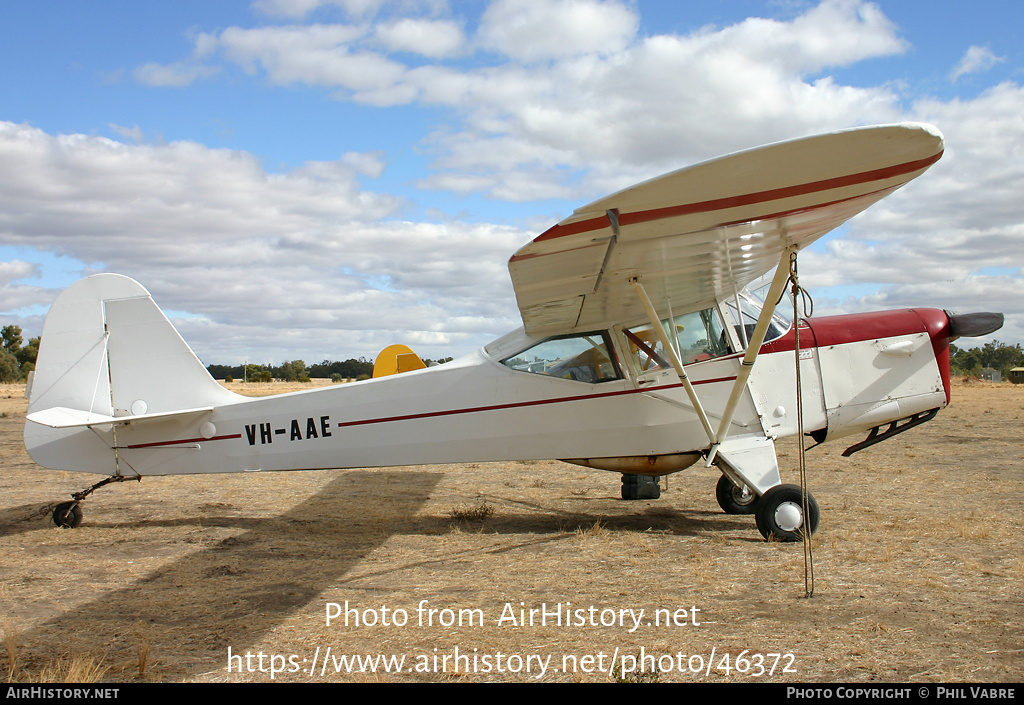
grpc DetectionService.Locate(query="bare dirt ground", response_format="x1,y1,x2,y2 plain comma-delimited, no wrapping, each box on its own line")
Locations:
1,379,1021,683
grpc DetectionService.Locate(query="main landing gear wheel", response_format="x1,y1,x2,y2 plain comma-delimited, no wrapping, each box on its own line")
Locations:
754,484,819,542
715,475,757,515
52,502,83,529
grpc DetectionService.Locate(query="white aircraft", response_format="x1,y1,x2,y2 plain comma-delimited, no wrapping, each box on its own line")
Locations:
24,123,1002,540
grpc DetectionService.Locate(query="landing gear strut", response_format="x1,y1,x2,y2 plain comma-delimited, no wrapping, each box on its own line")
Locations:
49,474,140,528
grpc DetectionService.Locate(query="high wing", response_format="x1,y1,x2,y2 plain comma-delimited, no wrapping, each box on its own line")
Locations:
509,123,944,335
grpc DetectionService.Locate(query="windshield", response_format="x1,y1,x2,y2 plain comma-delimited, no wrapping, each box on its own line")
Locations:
721,289,792,348
501,332,621,383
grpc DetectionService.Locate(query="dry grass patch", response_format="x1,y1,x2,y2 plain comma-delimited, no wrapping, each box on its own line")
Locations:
37,654,109,683
448,501,495,524
0,382,1022,681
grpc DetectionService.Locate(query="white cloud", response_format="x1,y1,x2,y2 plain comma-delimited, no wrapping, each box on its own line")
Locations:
133,62,220,88
217,24,410,94
253,0,329,18
108,123,145,143
0,122,525,362
0,260,55,314
950,45,1003,82
252,0,386,20
29,1,1024,351
794,83,1024,339
341,150,387,177
406,1,907,198
477,0,639,62
0,260,39,286
133,1,909,201
173,0,911,200
750,0,908,74
374,18,465,58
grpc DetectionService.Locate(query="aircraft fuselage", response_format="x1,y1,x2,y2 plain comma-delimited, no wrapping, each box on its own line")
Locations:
25,306,952,482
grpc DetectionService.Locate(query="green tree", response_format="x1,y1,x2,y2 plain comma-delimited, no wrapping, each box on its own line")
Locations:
0,349,20,382
17,336,39,368
950,341,1024,377
275,359,309,382
1,325,23,355
278,360,298,382
244,364,272,382
0,326,39,381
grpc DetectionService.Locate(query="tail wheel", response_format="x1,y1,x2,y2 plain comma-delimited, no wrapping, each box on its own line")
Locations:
755,484,818,542
715,474,757,514
52,501,83,529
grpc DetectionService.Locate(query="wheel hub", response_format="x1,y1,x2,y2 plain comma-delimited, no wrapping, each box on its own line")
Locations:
733,485,754,505
774,501,804,532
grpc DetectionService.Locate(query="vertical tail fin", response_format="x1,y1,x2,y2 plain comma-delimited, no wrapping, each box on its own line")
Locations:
372,344,427,378
26,274,238,473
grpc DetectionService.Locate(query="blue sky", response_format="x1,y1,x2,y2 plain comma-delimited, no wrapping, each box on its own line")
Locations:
2,0,1022,364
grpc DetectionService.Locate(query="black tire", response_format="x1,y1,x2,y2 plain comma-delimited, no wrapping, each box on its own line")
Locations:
754,484,818,542
52,502,83,529
620,473,661,500
715,475,757,514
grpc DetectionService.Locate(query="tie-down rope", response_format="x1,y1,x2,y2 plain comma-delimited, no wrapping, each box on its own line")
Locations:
788,250,815,598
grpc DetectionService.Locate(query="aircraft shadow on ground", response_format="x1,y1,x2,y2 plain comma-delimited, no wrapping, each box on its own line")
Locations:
9,470,441,680
0,505,260,538
6,466,762,680
483,490,751,533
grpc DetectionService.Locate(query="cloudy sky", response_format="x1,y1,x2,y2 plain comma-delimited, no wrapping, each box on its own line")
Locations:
2,0,1022,366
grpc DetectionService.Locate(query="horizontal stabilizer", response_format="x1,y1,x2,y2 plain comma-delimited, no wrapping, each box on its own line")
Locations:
27,405,214,429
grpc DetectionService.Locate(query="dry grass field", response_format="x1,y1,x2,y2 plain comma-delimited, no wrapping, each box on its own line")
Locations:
0,379,1021,683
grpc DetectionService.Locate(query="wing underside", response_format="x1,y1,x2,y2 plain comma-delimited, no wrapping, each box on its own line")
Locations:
509,123,944,335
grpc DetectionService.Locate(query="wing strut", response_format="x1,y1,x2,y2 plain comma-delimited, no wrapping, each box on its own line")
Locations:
629,278,717,445
707,245,797,465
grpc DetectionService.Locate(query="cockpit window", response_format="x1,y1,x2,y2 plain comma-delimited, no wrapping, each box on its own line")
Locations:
721,290,791,348
625,308,731,372
502,332,621,383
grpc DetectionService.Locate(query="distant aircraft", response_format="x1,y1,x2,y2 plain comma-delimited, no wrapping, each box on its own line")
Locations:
24,123,1002,540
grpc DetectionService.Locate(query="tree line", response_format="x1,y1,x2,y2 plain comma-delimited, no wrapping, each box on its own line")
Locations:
206,356,454,383
0,325,39,383
206,358,374,383
215,344,1022,384
949,341,1024,378
4,315,1022,385
0,322,455,384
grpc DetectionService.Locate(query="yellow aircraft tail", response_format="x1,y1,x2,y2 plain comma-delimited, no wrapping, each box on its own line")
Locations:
372,344,427,378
